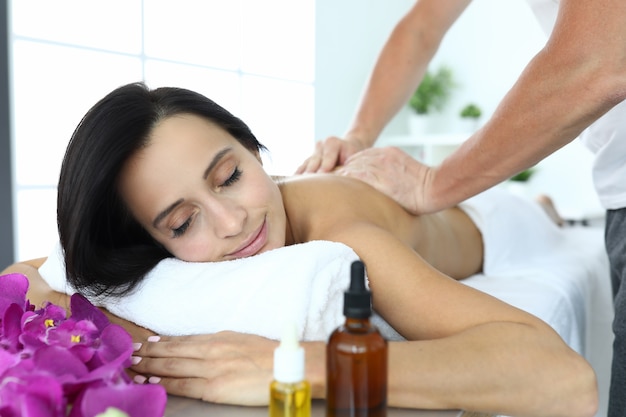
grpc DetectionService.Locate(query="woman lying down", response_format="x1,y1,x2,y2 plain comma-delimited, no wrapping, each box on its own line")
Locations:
2,83,597,417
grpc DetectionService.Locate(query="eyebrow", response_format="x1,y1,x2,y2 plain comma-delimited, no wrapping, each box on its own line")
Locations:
152,147,233,229
203,147,232,180
152,198,184,229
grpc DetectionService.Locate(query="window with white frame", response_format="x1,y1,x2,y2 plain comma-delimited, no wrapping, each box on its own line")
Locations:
10,0,315,261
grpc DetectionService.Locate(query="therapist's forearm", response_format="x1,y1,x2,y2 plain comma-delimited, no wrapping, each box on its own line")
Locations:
345,0,470,148
427,0,626,211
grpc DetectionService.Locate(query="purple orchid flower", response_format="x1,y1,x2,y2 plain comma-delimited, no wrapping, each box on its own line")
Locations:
0,273,29,315
0,366,66,417
0,273,167,417
72,383,167,417
1,303,25,354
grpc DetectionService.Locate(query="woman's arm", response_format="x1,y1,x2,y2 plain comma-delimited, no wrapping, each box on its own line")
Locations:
326,221,597,416
130,224,596,416
2,258,70,310
310,177,596,415
1,260,155,342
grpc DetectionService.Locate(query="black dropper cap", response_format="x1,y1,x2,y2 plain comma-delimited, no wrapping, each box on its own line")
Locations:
343,260,372,319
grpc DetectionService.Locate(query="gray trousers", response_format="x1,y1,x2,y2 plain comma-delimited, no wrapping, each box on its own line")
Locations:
607,207,626,417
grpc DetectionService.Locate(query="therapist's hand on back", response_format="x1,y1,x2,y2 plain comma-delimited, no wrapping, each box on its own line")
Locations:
336,146,434,215
295,135,367,174
296,136,435,215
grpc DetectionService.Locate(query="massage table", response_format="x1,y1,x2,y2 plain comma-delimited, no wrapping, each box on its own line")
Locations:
164,395,490,417
39,203,613,417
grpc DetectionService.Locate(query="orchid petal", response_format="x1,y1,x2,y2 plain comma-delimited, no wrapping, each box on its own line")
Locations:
78,384,167,417
0,371,65,417
70,294,109,331
33,345,89,381
2,303,25,353
0,275,163,416
0,273,29,315
0,348,18,375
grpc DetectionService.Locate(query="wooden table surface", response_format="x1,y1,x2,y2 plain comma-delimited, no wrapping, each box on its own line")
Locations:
164,395,479,417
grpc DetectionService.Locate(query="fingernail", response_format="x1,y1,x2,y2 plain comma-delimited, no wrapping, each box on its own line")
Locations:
147,335,161,342
148,376,162,384
131,356,142,365
134,375,147,384
132,342,142,351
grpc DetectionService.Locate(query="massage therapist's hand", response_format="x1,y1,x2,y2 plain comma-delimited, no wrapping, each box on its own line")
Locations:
336,146,435,215
131,331,325,405
296,135,367,174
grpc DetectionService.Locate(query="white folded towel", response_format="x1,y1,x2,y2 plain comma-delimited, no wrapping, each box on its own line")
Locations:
39,240,403,341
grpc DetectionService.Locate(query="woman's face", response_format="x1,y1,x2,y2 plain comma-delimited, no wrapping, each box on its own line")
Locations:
118,114,287,262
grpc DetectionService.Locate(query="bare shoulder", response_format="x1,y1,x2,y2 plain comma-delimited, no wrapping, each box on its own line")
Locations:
278,173,400,216
278,174,416,242
278,173,375,198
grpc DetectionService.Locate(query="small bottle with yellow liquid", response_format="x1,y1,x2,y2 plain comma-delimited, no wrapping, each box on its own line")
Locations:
269,322,311,417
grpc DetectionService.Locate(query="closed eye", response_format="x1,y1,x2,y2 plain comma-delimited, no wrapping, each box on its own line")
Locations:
172,218,192,238
222,167,242,187
170,167,241,238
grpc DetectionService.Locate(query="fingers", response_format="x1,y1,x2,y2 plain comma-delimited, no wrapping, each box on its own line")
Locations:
338,147,428,214
336,147,390,180
154,376,210,401
129,332,277,405
130,336,224,402
318,138,344,172
133,366,212,402
295,136,352,174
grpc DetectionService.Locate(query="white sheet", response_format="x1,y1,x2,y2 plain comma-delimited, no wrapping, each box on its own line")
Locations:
464,225,613,417
463,225,611,356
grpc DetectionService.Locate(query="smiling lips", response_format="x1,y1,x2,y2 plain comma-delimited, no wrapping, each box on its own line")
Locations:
227,218,268,259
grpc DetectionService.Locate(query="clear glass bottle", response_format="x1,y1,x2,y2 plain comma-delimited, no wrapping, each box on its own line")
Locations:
269,322,311,417
326,260,388,417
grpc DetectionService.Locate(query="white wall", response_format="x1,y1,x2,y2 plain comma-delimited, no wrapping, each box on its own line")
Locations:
314,0,413,141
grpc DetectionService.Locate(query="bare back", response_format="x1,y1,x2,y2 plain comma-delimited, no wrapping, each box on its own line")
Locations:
278,174,483,280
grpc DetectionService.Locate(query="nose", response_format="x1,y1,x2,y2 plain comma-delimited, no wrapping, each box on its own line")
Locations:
209,197,247,239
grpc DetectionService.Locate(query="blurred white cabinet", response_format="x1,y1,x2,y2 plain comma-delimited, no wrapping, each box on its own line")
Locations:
377,133,467,165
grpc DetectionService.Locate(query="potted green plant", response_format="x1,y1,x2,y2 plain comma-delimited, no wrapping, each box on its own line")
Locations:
509,167,536,182
407,66,455,134
409,66,455,115
506,167,537,199
459,103,482,132
460,103,482,119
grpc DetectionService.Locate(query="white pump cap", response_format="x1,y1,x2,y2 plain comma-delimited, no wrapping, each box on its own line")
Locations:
273,322,305,383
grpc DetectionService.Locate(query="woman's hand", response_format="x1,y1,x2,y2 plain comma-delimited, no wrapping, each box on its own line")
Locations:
131,331,279,405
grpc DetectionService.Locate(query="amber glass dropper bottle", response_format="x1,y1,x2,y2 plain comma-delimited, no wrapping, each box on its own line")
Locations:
326,260,388,417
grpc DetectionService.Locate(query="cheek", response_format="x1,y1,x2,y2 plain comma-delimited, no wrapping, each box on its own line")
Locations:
167,239,217,262
256,176,283,211
161,225,221,262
